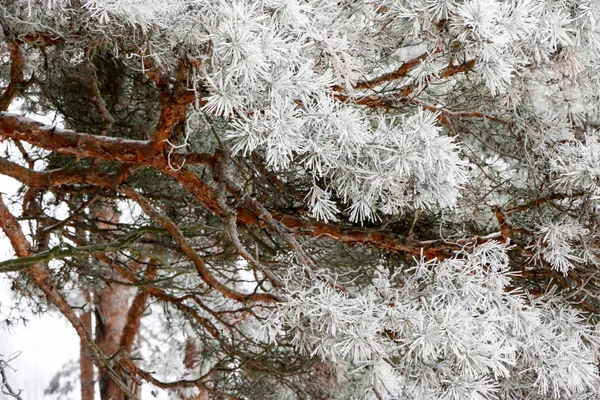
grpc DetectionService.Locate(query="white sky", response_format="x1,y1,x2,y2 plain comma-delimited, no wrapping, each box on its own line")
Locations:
0,284,81,400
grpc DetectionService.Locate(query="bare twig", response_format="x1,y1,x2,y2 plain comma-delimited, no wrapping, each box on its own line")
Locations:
0,353,24,400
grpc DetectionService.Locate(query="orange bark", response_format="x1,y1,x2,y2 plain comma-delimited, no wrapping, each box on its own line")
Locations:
0,41,25,111
91,203,133,400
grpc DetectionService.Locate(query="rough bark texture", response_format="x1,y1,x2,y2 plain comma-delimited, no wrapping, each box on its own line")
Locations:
91,204,133,400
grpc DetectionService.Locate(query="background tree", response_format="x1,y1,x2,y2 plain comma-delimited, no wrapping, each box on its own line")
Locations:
1,0,600,399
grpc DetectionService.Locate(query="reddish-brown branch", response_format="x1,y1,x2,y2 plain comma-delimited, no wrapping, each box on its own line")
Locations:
0,113,215,167
13,139,35,168
120,265,158,352
149,61,197,154
352,51,431,90
506,192,585,214
0,41,25,111
0,112,480,261
15,32,66,47
439,59,477,79
0,113,152,163
492,206,512,243
0,196,31,257
0,157,135,189
336,59,477,109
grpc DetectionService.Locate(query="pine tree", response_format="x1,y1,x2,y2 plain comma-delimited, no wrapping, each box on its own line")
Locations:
1,1,600,399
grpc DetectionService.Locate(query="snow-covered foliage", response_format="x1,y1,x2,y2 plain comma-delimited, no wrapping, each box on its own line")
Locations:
6,0,600,221
262,242,600,399
3,0,600,399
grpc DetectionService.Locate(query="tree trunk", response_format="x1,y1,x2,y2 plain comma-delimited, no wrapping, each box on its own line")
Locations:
91,203,133,400
95,279,132,400
79,289,95,400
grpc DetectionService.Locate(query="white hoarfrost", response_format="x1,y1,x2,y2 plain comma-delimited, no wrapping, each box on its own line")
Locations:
261,243,600,400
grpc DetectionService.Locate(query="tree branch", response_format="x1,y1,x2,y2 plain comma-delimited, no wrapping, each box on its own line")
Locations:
0,228,145,273
352,51,431,90
0,113,475,261
0,354,24,400
0,156,135,189
149,60,197,154
0,41,25,111
136,368,242,400
336,58,477,109
120,264,157,352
